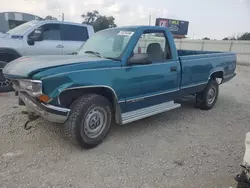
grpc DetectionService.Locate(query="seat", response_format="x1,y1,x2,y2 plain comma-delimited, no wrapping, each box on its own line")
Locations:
146,43,164,61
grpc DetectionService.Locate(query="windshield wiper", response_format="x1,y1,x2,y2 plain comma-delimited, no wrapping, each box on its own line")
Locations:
104,56,120,61
84,51,104,58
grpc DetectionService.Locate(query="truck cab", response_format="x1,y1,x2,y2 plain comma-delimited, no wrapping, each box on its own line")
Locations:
3,26,236,149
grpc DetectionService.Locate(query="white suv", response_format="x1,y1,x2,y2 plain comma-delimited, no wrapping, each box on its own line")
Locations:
0,20,94,92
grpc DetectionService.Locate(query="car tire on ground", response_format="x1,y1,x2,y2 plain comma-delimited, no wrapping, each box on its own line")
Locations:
196,79,219,110
0,61,13,93
64,94,112,149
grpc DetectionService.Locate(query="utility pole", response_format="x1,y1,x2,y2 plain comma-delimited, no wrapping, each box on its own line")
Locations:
149,14,151,26
62,13,64,22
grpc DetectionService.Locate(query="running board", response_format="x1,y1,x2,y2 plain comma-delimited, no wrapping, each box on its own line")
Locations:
121,101,181,124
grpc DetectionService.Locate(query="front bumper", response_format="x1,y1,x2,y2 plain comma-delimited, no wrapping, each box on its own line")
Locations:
19,92,70,123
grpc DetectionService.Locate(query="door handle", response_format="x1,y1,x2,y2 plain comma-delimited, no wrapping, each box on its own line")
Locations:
170,66,177,72
56,45,64,48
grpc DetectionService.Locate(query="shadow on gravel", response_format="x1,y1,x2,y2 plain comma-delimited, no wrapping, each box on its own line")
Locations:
8,94,239,150
109,97,197,136
108,95,239,139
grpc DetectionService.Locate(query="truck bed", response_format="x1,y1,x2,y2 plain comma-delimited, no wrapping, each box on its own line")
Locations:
178,51,236,93
178,49,221,56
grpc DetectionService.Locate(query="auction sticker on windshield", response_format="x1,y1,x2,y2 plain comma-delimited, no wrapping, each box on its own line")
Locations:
118,31,134,36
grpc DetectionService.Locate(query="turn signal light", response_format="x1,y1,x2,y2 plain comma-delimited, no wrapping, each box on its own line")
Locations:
38,95,51,103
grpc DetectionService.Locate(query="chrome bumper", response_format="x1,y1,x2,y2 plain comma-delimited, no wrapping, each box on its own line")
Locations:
19,92,70,123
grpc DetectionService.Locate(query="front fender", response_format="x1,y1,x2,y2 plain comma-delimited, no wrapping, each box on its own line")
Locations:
41,76,74,98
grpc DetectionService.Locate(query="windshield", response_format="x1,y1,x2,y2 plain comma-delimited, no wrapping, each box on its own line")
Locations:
7,20,38,35
78,28,136,60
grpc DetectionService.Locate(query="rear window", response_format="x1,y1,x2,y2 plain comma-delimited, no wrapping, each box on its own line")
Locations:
61,25,89,41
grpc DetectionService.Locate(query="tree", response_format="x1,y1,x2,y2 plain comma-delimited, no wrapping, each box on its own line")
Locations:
44,15,57,20
81,10,117,32
202,37,210,40
81,10,99,25
93,16,117,32
237,32,250,40
222,37,229,40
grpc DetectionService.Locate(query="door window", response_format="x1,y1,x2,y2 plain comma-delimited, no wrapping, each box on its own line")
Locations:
133,31,172,62
41,24,61,40
61,25,89,41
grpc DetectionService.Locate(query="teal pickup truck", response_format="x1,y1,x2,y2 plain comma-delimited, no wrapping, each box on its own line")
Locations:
3,26,236,148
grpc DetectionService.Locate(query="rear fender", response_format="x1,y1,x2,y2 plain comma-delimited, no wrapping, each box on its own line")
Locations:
209,69,225,84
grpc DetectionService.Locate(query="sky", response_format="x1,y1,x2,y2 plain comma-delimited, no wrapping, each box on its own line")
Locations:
0,0,249,39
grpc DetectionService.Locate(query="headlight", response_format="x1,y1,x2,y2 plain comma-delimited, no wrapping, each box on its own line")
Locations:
19,80,42,96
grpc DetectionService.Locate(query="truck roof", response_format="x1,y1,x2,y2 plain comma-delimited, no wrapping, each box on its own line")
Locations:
104,25,170,31
31,20,92,28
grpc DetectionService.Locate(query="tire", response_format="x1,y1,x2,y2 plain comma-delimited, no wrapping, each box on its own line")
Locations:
196,79,219,110
64,94,112,149
237,182,250,188
0,61,13,93
236,171,250,188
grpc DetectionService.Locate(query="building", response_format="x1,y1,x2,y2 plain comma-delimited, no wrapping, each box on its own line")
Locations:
0,12,42,33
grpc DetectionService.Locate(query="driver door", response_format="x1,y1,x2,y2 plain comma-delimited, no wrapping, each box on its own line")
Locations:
25,23,63,56
122,30,181,112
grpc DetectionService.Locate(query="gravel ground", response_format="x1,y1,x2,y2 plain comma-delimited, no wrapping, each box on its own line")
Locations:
0,66,250,188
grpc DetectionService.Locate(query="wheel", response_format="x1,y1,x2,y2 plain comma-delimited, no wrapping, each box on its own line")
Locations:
237,182,250,188
0,61,13,93
196,79,219,110
64,94,112,149
236,171,250,188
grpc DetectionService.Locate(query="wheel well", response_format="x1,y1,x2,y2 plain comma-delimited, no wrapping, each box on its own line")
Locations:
210,71,224,84
59,87,117,110
59,87,121,123
210,71,224,79
0,54,16,63
0,49,21,63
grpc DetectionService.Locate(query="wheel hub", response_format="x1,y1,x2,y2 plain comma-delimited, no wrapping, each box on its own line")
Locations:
207,87,216,105
89,115,101,129
83,107,107,138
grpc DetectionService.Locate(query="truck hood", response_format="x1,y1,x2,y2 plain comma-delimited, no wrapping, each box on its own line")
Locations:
3,55,120,79
0,35,23,48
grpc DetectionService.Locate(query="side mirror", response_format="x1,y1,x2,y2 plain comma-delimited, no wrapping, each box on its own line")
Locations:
27,29,42,45
127,53,152,65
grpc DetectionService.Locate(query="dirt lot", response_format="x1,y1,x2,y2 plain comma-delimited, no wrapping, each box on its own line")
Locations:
0,66,250,188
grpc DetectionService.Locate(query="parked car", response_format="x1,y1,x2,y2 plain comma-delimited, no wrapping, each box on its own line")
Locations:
0,20,94,92
3,26,236,148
